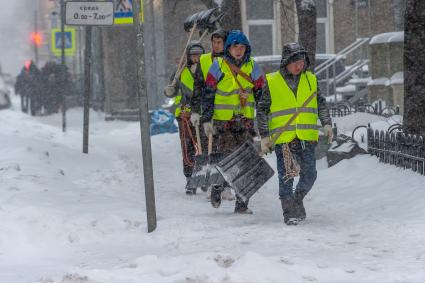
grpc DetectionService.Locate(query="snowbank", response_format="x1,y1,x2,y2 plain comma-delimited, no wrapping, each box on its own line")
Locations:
0,97,423,283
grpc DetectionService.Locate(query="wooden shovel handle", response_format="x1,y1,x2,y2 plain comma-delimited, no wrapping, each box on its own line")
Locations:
195,123,202,155
208,133,213,155
171,22,198,86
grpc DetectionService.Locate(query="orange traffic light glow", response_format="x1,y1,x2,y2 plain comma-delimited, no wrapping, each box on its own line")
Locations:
30,32,43,46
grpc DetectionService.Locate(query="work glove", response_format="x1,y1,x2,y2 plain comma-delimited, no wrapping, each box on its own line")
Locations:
163,84,176,97
190,113,200,127
324,124,333,144
203,121,215,137
260,137,272,156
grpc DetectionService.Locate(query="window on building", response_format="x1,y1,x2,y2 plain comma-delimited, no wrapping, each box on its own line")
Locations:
316,0,327,18
242,0,279,56
317,20,327,53
316,0,329,53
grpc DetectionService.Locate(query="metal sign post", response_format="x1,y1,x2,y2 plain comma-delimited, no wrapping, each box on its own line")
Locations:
64,1,114,154
82,26,92,154
131,0,157,233
60,0,66,133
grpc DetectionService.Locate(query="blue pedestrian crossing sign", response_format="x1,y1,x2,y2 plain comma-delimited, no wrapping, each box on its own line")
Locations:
51,28,76,57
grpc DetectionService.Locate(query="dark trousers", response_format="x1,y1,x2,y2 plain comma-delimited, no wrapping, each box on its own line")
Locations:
177,117,208,178
275,140,317,199
215,118,255,207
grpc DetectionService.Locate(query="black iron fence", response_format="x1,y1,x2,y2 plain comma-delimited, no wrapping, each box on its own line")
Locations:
329,102,400,118
367,125,425,175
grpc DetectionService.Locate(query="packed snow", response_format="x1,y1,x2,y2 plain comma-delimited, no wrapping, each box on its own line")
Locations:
1,95,424,283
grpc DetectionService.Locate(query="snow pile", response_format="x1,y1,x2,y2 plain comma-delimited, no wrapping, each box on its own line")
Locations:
367,77,390,87
348,77,371,85
390,72,404,85
336,84,356,93
369,31,404,45
0,97,424,283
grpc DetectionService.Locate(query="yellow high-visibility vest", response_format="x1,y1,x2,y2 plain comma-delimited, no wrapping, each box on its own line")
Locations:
213,58,255,121
266,71,319,144
200,52,214,81
175,67,194,117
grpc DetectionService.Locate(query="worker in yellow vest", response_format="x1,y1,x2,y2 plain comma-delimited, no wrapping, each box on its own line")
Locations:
192,29,237,201
164,41,206,195
190,30,228,146
257,42,333,225
201,30,265,214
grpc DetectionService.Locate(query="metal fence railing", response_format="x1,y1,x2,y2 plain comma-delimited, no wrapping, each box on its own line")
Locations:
329,102,400,118
367,126,425,175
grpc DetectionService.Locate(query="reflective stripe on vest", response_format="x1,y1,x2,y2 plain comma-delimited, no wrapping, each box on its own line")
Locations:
175,67,194,117
200,53,214,81
266,71,319,144
214,58,255,121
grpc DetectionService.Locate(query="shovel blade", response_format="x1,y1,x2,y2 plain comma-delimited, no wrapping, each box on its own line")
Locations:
184,8,218,32
216,141,274,202
205,152,226,187
188,154,209,188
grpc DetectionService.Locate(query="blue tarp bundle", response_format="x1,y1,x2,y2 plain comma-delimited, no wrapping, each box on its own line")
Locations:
150,109,178,136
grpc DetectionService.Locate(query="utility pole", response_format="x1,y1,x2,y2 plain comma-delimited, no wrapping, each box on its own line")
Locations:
34,11,39,66
60,0,67,132
131,0,157,233
83,27,92,154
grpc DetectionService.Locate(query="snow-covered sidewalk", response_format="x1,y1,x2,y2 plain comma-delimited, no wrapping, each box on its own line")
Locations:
1,99,424,283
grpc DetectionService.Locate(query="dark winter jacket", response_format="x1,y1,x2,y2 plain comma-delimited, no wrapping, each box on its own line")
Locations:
256,68,332,138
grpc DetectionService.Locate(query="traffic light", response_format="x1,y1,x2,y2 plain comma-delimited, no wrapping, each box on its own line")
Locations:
30,32,42,47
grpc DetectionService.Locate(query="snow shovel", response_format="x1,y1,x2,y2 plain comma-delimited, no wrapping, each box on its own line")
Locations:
204,133,226,188
187,124,209,189
171,8,223,86
188,132,225,190
216,92,318,202
184,8,220,32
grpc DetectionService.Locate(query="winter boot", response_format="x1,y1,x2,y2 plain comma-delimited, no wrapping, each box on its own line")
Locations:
210,185,223,208
185,178,197,195
281,197,299,225
234,198,253,214
294,190,307,221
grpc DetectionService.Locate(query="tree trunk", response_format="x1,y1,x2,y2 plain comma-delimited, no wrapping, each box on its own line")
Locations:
220,0,242,30
404,0,425,136
295,0,317,70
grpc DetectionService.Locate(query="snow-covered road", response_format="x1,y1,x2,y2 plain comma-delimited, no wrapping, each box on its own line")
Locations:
1,97,424,283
